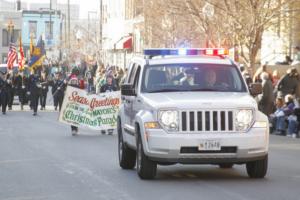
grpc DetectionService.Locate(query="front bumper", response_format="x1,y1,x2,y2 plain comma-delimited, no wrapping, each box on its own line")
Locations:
143,127,269,164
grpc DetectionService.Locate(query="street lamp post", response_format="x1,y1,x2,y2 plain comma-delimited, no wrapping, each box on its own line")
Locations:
7,20,14,43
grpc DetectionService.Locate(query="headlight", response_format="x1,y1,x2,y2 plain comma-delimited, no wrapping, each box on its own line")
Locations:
235,109,253,131
158,110,179,131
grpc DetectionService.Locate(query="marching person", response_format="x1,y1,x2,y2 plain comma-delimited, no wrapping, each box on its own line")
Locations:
69,68,80,136
100,75,118,135
14,70,28,110
0,72,9,114
28,69,42,116
40,71,49,110
50,72,59,110
51,72,66,111
6,71,14,110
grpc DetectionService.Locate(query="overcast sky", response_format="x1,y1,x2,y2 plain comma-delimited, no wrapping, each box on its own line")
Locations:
8,0,99,18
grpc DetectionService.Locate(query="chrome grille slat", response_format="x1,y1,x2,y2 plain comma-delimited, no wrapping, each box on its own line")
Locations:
180,110,235,133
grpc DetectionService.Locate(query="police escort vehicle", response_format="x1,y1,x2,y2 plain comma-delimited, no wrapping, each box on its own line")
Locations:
118,48,269,179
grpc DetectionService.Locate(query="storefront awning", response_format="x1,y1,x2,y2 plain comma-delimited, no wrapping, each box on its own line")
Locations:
115,36,133,50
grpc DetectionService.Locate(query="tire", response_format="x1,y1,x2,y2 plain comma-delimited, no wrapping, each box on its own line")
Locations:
246,155,268,178
118,119,136,169
136,130,157,180
219,163,234,169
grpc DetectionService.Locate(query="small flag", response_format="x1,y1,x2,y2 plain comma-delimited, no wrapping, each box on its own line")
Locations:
29,35,46,70
18,35,25,71
7,36,17,70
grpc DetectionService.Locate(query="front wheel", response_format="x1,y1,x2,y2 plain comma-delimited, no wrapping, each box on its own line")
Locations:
118,119,136,169
246,155,268,178
136,132,157,180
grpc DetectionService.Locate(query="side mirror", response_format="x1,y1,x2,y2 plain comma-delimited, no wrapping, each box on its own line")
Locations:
121,84,136,96
249,83,262,96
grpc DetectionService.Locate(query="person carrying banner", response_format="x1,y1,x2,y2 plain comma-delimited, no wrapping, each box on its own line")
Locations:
100,75,118,135
69,68,80,136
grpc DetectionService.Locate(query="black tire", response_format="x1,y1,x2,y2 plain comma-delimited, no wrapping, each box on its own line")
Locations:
219,163,234,169
118,119,136,169
246,155,268,178
136,130,157,180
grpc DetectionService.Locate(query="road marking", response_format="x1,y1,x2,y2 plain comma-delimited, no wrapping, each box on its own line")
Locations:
0,158,43,165
2,194,57,200
270,144,300,150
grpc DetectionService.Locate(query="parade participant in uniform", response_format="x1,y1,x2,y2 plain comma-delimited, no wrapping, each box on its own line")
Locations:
50,72,59,110
100,75,118,135
0,72,9,114
40,71,49,110
52,72,66,111
6,71,14,110
69,68,80,136
14,70,28,110
28,69,42,116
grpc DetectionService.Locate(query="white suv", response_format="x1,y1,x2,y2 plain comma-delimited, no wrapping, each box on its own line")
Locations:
118,48,269,179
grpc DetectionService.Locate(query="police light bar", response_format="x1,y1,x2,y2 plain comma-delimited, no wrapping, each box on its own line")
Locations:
143,48,229,57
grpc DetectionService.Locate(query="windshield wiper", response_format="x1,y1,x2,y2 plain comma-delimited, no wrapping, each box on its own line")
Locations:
147,89,183,93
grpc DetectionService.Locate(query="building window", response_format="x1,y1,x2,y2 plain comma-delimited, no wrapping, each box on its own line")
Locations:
2,53,7,63
28,21,37,39
2,29,20,46
2,29,9,46
45,21,54,40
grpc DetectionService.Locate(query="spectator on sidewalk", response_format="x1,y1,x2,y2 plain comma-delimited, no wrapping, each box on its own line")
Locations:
258,72,274,116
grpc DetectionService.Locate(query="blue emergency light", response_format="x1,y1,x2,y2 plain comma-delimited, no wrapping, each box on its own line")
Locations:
143,48,228,57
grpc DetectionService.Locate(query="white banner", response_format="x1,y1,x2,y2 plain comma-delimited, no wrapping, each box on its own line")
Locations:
59,86,121,131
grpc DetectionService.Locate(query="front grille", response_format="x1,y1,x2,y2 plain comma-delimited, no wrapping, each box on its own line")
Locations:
180,146,237,154
180,110,235,132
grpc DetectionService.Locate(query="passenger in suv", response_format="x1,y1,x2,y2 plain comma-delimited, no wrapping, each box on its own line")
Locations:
118,48,268,180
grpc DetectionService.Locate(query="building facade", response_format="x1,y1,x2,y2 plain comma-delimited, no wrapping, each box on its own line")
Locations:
22,10,62,59
102,0,132,67
0,10,22,63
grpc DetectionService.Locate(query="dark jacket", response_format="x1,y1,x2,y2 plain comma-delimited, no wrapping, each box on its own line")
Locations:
28,74,42,95
100,83,117,93
259,79,274,115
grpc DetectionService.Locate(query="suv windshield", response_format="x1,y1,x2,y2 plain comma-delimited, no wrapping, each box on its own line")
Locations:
141,63,247,93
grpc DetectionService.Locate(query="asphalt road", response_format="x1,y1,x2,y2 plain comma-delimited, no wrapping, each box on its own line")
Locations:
0,111,300,200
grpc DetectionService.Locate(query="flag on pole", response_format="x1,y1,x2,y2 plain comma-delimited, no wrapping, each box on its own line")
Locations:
18,35,25,71
29,35,46,70
30,34,34,56
7,35,17,70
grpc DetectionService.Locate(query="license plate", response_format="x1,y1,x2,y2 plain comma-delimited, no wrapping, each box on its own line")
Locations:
198,140,221,151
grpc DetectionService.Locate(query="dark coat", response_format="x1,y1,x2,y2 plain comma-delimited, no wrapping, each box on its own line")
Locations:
276,74,299,97
259,79,275,116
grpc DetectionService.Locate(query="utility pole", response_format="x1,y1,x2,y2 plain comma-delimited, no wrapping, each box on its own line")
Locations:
49,0,52,46
99,0,103,61
68,0,71,50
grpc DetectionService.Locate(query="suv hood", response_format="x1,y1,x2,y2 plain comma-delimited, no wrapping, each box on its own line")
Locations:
141,92,257,110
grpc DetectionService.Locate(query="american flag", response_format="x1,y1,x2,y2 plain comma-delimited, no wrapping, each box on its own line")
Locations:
7,39,17,70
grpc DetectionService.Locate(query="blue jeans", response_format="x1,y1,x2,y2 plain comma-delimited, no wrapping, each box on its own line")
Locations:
288,119,299,135
276,116,286,131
